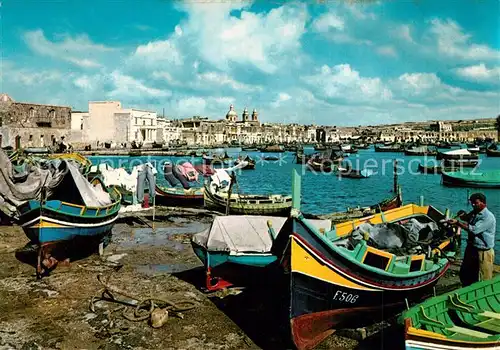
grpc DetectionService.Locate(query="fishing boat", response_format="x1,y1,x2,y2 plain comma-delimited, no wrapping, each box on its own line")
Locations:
306,158,335,173
191,215,331,291
272,171,458,350
262,155,280,161
400,276,500,350
442,158,479,168
404,146,437,156
337,166,373,178
314,144,327,151
234,155,256,170
47,153,93,175
296,150,312,164
341,145,358,154
375,144,403,152
486,145,500,157
155,185,204,207
441,170,500,188
16,169,121,277
436,149,478,161
260,144,285,153
204,169,292,216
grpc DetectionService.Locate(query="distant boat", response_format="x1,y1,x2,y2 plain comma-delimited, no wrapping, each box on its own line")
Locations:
155,185,204,207
234,155,256,170
442,170,500,188
337,166,373,178
374,144,403,152
260,145,285,153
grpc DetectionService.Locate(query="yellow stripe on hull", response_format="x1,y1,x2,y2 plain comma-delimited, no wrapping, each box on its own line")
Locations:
31,221,65,228
290,238,376,292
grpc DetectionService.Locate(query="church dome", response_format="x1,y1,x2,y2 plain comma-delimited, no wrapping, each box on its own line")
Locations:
226,104,237,118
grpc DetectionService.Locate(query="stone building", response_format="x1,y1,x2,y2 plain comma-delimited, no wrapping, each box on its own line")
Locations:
0,94,71,149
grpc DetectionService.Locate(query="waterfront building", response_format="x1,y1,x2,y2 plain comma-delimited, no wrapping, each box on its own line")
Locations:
72,101,158,146
0,94,71,149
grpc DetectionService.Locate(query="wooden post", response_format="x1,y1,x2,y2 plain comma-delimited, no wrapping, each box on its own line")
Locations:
292,169,301,211
393,159,398,193
226,172,236,215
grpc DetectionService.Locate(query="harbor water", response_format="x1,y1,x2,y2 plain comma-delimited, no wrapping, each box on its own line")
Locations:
88,147,500,263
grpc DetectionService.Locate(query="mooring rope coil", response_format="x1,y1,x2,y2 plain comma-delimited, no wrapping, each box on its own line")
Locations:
90,273,199,323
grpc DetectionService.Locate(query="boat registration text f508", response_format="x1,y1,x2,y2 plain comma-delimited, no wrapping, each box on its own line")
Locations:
333,291,359,304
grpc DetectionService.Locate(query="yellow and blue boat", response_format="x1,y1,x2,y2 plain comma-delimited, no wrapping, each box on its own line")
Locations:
17,175,121,277
272,170,459,350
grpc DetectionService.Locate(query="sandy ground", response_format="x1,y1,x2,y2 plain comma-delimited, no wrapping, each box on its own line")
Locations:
0,208,473,350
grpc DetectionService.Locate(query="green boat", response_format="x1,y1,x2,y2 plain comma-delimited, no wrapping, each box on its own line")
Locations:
401,276,500,350
442,170,500,188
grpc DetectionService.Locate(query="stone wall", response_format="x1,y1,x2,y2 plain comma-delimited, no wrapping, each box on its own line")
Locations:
113,114,130,143
0,100,71,148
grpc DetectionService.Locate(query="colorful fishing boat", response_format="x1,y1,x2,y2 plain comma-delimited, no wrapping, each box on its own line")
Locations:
191,215,332,291
442,170,500,188
155,185,204,207
307,158,334,173
271,170,458,350
17,174,121,277
405,146,437,156
436,149,478,161
401,276,500,350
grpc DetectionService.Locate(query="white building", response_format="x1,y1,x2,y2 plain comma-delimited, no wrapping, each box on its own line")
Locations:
157,118,181,144
72,101,158,145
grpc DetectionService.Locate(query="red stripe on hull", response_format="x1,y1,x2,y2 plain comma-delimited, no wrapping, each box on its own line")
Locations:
291,303,403,350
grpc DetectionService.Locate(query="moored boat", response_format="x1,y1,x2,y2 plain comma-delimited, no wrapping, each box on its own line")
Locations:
191,215,331,291
400,276,500,350
234,155,256,170
375,144,403,152
404,146,437,156
486,146,500,157
260,144,285,153
155,185,204,207
436,149,478,161
337,166,373,178
271,170,458,350
441,170,500,188
17,171,121,277
204,169,292,216
418,163,444,175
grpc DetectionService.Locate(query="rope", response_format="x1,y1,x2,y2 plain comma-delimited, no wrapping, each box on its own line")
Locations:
90,273,198,323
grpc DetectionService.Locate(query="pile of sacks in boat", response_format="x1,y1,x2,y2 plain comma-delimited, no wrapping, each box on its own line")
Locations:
349,218,442,255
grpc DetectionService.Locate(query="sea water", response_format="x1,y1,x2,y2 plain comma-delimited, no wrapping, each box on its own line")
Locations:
88,147,500,263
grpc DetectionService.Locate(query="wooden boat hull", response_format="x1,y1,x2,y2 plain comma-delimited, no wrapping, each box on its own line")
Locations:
18,199,120,245
204,187,292,216
272,203,455,350
282,230,448,350
486,148,500,157
401,277,500,350
442,159,479,168
155,185,204,207
442,172,500,188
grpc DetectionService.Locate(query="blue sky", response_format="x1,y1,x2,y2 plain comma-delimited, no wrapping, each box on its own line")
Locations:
1,0,499,126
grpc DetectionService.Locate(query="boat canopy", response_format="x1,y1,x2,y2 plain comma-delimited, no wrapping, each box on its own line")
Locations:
444,149,471,156
193,215,331,253
0,149,111,217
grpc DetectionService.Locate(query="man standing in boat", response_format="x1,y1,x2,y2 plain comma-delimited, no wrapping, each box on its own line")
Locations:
448,193,496,286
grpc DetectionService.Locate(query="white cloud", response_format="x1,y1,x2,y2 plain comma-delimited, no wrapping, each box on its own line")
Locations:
132,39,183,66
302,64,392,103
396,24,415,44
196,71,262,92
454,63,500,83
108,71,171,98
176,2,309,73
312,13,345,32
11,69,65,86
394,73,442,96
270,92,292,108
376,45,398,57
429,19,500,61
23,30,114,68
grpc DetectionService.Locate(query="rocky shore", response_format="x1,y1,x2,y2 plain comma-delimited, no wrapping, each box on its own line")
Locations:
0,207,474,350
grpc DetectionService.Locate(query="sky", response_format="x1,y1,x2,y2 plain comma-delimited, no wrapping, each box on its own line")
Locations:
1,0,499,126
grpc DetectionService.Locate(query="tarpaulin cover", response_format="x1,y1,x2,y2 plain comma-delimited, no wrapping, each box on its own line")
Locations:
192,215,332,253
0,149,111,217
